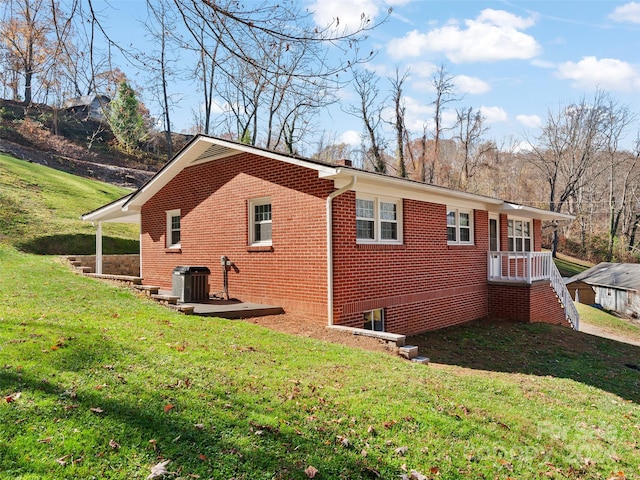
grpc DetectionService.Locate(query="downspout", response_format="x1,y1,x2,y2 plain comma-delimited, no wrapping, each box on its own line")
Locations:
327,176,356,326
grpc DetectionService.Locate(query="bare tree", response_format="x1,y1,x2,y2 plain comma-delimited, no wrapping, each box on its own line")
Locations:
390,67,409,177
347,69,386,173
143,0,183,158
0,0,56,103
453,106,490,190
527,90,611,256
428,64,458,184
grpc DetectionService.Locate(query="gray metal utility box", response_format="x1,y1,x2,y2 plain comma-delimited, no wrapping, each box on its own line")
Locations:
172,266,210,302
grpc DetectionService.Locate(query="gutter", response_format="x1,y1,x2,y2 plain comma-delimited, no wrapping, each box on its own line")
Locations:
326,176,356,326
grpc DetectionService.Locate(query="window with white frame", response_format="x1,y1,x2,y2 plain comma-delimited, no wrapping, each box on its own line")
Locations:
363,308,384,332
356,196,402,244
447,208,473,245
249,197,272,245
508,219,532,252
166,209,181,248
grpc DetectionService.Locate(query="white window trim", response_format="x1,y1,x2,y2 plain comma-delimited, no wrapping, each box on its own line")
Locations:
447,207,474,245
249,197,272,246
166,209,181,249
507,217,533,252
363,308,384,332
356,195,403,245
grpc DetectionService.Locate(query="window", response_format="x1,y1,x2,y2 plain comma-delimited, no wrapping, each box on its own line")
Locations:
249,198,272,245
363,308,384,332
508,219,532,252
166,209,181,248
447,208,473,245
356,196,402,244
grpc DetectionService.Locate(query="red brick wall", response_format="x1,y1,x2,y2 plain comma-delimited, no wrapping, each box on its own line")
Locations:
331,193,490,335
488,281,570,327
141,152,333,318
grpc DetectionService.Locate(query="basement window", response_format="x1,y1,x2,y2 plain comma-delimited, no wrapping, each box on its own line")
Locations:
166,209,181,248
363,308,384,332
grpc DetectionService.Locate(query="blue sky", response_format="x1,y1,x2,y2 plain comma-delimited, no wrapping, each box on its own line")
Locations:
101,0,640,150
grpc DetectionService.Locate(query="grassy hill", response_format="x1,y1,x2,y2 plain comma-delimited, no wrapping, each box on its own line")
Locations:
0,153,138,254
0,152,639,478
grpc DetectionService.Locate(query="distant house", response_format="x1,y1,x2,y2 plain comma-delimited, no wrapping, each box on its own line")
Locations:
63,95,110,121
567,263,640,317
82,135,578,335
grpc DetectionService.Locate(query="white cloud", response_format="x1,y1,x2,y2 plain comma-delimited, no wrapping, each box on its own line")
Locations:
478,106,508,123
516,114,542,128
340,130,362,146
453,75,491,94
310,0,381,32
609,2,640,23
556,56,640,92
387,9,541,63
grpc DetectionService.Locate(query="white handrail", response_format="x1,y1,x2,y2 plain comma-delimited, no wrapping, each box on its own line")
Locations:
487,251,580,330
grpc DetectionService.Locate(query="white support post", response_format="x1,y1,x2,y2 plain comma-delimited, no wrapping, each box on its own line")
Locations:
96,221,103,275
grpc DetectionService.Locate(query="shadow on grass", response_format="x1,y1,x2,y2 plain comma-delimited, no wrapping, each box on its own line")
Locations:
409,320,640,404
17,233,138,255
0,334,383,479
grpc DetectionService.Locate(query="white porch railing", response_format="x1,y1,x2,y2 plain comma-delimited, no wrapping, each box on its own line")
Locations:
487,251,579,330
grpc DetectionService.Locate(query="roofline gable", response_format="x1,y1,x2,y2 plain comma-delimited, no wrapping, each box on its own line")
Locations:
82,134,574,223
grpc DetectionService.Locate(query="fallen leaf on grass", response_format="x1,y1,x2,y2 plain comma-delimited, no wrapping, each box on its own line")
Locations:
163,404,174,413
395,446,409,456
304,466,318,478
90,407,104,414
607,472,626,480
56,454,71,466
147,459,171,479
194,423,205,430
5,392,21,403
38,437,52,444
109,439,120,450
198,454,207,461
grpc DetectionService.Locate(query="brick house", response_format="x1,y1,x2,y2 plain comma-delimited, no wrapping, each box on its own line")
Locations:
83,135,578,335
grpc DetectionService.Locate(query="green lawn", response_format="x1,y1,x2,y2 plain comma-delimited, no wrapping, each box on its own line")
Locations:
1,244,639,479
0,154,138,254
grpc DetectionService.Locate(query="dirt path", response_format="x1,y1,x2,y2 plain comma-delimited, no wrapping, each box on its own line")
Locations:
578,321,640,347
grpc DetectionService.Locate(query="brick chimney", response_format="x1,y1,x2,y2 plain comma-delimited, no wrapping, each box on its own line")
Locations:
335,159,352,167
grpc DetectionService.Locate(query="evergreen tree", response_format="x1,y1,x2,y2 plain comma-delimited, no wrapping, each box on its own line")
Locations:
108,81,146,153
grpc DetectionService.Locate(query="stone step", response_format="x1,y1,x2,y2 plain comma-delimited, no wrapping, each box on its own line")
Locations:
133,285,161,296
69,260,83,266
168,304,195,315
412,356,430,365
76,266,93,273
151,293,180,305
398,345,419,360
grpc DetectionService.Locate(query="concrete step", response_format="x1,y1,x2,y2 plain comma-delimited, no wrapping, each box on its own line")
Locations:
75,266,93,273
168,304,195,315
69,260,83,267
398,345,419,360
133,285,161,296
151,293,180,305
412,356,430,365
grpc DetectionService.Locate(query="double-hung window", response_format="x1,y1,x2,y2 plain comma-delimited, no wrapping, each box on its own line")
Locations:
356,196,402,244
447,208,473,245
166,209,181,248
249,197,272,246
508,219,532,252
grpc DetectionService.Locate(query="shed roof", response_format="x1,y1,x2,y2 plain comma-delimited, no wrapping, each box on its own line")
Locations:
566,262,640,292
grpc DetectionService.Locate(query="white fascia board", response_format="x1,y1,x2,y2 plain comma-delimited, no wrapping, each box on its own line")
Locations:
81,194,139,223
500,203,575,221
123,136,338,211
329,170,503,210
